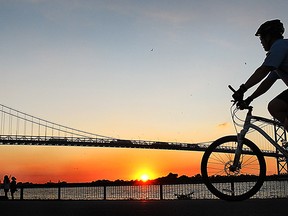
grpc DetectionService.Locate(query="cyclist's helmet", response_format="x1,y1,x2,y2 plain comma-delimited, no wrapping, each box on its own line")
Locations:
255,19,284,37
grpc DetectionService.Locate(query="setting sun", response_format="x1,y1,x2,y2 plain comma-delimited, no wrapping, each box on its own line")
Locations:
133,166,156,182
140,174,149,182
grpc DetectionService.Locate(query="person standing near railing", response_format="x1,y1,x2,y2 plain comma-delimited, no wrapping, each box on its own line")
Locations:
10,177,17,200
3,175,10,199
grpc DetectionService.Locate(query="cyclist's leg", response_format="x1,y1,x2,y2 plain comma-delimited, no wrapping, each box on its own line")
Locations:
268,98,288,123
268,89,288,130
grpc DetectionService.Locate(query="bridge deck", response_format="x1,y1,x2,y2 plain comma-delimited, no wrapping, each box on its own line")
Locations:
0,135,279,157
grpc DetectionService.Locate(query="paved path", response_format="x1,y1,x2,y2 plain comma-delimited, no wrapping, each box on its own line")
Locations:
0,199,287,216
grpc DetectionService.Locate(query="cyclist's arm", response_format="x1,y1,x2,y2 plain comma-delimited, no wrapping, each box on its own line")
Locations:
243,65,274,90
249,76,277,100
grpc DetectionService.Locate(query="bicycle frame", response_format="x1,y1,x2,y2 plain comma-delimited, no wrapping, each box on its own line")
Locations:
233,106,288,168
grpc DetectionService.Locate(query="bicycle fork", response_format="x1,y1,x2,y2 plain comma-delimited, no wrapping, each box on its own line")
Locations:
231,114,251,172
230,133,245,172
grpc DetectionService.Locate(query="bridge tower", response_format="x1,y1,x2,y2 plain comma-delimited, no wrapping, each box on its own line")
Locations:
274,122,288,174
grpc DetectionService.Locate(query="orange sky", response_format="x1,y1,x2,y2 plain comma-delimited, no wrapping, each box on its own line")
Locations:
0,144,277,184
0,145,203,183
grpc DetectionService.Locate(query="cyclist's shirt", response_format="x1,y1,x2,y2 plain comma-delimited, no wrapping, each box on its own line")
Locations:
265,39,288,86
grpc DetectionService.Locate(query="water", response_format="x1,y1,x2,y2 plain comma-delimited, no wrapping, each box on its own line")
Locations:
3,181,288,200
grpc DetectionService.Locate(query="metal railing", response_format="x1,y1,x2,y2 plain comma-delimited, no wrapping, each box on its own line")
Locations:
1,179,288,200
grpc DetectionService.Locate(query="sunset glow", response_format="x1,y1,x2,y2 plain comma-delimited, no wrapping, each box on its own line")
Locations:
140,174,149,182
0,1,285,184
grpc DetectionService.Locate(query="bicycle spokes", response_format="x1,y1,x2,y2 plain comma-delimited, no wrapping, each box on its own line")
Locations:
201,136,266,201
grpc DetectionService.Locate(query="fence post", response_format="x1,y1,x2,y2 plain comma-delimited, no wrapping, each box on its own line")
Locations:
58,185,61,200
160,184,163,200
103,185,107,200
20,186,24,200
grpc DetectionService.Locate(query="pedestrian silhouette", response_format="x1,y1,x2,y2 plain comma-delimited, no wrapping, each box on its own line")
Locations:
3,175,10,199
10,177,17,200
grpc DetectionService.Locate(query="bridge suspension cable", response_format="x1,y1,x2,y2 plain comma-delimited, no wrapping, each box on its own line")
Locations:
0,103,281,158
0,104,114,139
0,104,215,151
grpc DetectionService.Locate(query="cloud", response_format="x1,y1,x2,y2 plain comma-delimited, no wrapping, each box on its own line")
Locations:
217,122,230,128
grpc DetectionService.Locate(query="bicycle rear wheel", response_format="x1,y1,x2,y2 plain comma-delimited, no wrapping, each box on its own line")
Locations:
201,135,266,201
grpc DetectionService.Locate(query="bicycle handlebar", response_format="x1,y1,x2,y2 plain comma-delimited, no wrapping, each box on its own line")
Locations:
228,85,252,110
228,85,236,93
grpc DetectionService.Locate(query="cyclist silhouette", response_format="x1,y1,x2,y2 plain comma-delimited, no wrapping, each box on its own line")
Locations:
233,19,288,130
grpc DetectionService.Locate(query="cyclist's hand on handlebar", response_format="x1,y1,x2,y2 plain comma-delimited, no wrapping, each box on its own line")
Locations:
244,96,253,106
237,96,253,110
232,84,247,102
232,91,244,102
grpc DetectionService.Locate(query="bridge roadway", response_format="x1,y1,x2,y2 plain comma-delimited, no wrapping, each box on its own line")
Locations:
0,135,209,151
0,135,279,157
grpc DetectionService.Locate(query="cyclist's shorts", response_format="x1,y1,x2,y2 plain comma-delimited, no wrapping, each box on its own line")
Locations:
276,89,288,103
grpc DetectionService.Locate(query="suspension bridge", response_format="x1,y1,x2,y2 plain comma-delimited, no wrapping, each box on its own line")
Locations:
0,103,287,172
0,104,213,151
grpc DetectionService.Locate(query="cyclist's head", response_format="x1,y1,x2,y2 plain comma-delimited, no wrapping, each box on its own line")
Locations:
256,19,284,51
255,19,284,39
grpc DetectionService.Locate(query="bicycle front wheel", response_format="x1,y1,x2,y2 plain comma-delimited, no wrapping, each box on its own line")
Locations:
201,135,266,201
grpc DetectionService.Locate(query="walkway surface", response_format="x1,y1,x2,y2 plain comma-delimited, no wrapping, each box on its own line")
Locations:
1,199,287,216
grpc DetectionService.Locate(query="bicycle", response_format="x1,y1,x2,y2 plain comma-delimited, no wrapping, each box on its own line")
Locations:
201,85,288,201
